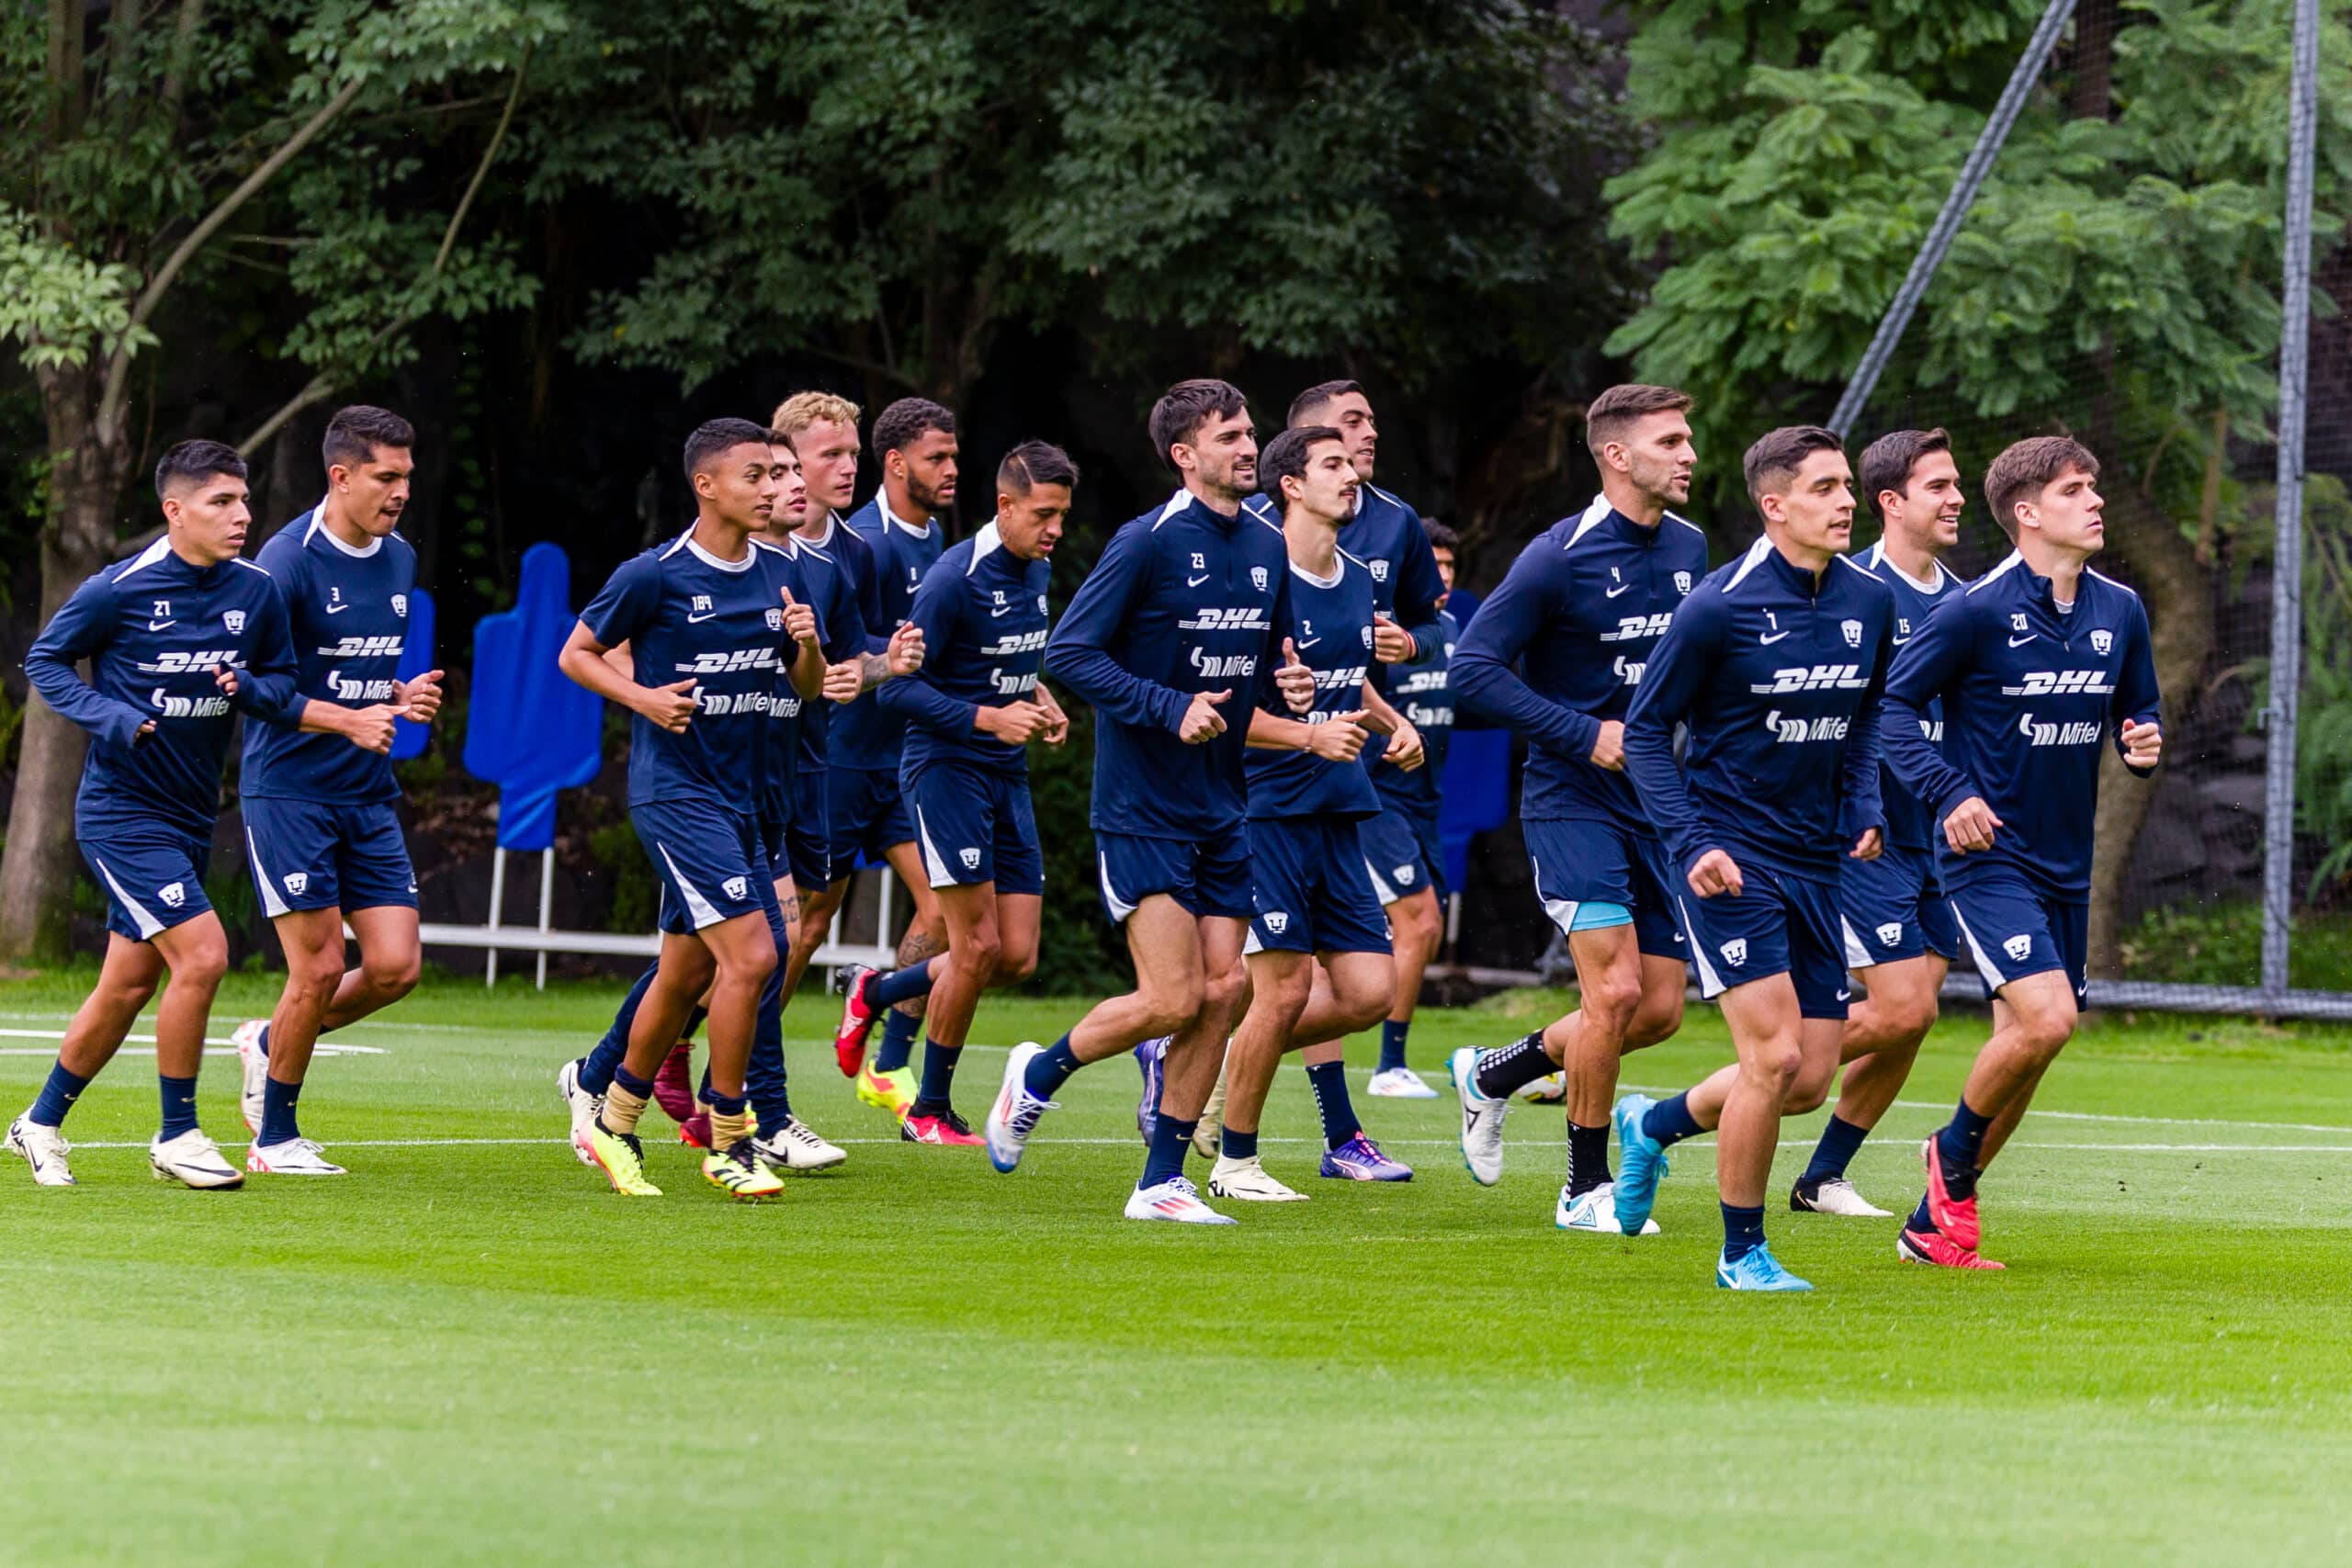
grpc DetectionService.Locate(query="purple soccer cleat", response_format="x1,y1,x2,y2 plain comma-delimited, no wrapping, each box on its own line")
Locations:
1320,1131,1414,1183
1134,1034,1168,1144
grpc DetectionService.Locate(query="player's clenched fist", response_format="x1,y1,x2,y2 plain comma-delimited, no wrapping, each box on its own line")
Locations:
1942,795,2001,854
1686,846,1744,898
780,587,820,651
394,668,445,725
822,660,863,704
1306,710,1371,762
1179,688,1231,743
640,677,699,734
1275,638,1317,713
1371,613,1416,664
2120,717,2162,771
887,620,925,676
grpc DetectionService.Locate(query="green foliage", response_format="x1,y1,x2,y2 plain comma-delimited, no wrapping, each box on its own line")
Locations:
2117,899,2352,990
0,207,158,372
588,818,656,933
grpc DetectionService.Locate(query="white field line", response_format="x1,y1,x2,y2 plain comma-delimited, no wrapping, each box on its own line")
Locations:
48,1136,2352,1155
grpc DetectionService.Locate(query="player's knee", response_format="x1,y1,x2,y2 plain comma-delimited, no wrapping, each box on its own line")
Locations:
959,927,1003,978
2017,1000,2076,1060
1782,1059,1835,1115
1581,967,1644,1037
1342,981,1396,1035
1139,975,1204,1035
170,935,231,993
1886,989,1939,1047
285,953,344,1008
1202,960,1250,1021
995,943,1038,985
1744,1037,1803,1095
363,948,421,1000
1625,991,1684,1051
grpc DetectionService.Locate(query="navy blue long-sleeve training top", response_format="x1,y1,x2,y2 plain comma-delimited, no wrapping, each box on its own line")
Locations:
1623,536,1894,882
831,495,944,773
1045,489,1294,840
1373,605,1458,816
1852,540,1965,855
878,521,1052,779
1882,550,2161,901
240,506,420,805
760,531,867,833
788,513,877,783
27,537,300,837
1244,538,1383,822
1453,496,1710,830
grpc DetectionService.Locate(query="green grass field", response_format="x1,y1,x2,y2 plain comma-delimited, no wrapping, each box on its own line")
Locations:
1,970,2348,1564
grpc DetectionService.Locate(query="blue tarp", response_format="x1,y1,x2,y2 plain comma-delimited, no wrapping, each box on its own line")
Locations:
390,588,436,761
462,543,605,852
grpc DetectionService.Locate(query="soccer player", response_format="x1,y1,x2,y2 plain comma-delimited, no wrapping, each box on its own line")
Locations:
232,406,446,1177
871,442,1077,1144
1446,384,1709,1229
1208,426,1414,1201
1612,425,1895,1292
1791,427,1969,1217
557,419,828,1200
814,397,955,1120
983,378,1314,1223
3,442,320,1188
1882,435,2160,1269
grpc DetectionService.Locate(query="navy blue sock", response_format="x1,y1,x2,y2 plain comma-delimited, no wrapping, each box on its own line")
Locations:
1642,1091,1703,1148
1566,1121,1611,1197
258,1077,302,1146
680,1004,707,1041
1721,1201,1766,1261
743,905,792,1122
612,1065,654,1100
1305,1060,1361,1148
872,963,936,1010
1139,1113,1198,1189
1908,1193,1937,1234
1222,1125,1259,1162
158,1073,198,1141
582,964,658,1095
28,1062,92,1128
1024,1034,1081,1099
703,1087,748,1116
1475,1032,1553,1098
1377,1019,1410,1073
1800,1114,1871,1187
875,1007,920,1075
1936,1098,1993,1200
912,1035,960,1114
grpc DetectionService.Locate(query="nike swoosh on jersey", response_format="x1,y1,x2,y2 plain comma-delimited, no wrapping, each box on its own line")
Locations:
324,603,352,615
2007,634,2035,647
687,612,720,624
1605,584,1633,598
989,605,1013,617
147,619,175,631
1186,573,1211,587
1759,630,1791,644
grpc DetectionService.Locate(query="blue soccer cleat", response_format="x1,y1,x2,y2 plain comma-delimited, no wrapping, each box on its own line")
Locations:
1612,1092,1668,1234
1715,1241,1813,1292
1133,1034,1167,1144
1320,1131,1413,1182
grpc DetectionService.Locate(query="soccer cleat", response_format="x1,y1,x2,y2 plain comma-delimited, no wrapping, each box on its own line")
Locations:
702,1140,785,1201
150,1129,244,1190
1920,1136,1982,1250
1516,1070,1567,1104
677,1106,763,1149
985,1043,1055,1172
1134,1034,1165,1143
902,1108,985,1146
855,1061,918,1121
557,1058,602,1168
651,1039,697,1123
1367,1066,1440,1100
1612,1092,1668,1235
1193,1051,1227,1161
1320,1131,1413,1182
1123,1174,1237,1224
1452,1045,1508,1187
232,1019,270,1134
1791,1175,1893,1218
1897,1226,2006,1270
753,1116,848,1172
244,1138,347,1177
832,965,880,1078
6,1114,75,1187
1208,1155,1308,1201
1715,1242,1813,1292
1556,1181,1660,1235
584,1122,662,1196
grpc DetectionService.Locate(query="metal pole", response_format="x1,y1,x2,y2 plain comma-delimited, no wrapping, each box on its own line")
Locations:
536,848,553,991
2262,0,2322,1002
485,846,505,989
1827,0,2078,437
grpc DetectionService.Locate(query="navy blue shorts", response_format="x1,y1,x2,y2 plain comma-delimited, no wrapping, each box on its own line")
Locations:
1676,863,1849,1020
243,797,417,917
787,769,831,891
632,799,776,934
1096,827,1252,925
1359,805,1445,905
760,815,792,885
81,823,214,942
1949,863,2088,1005
1245,817,1391,956
828,765,912,880
909,762,1045,897
1838,844,1960,968
1524,816,1689,961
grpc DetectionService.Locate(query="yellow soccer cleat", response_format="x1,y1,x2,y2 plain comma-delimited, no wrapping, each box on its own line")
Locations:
586,1122,662,1197
854,1062,917,1121
703,1141,785,1201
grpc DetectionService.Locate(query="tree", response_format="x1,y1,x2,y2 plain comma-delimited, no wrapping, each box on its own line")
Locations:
0,0,558,958
1603,0,2352,975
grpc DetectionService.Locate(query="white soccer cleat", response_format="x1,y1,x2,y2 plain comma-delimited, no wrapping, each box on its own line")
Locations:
986,1042,1055,1173
1207,1155,1309,1201
245,1137,346,1176
1123,1175,1237,1224
1792,1174,1894,1218
232,1019,270,1134
752,1116,847,1173
556,1057,601,1168
6,1114,75,1187
1451,1045,1508,1187
150,1128,244,1190
1516,1070,1566,1104
1367,1066,1441,1100
1555,1181,1659,1235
